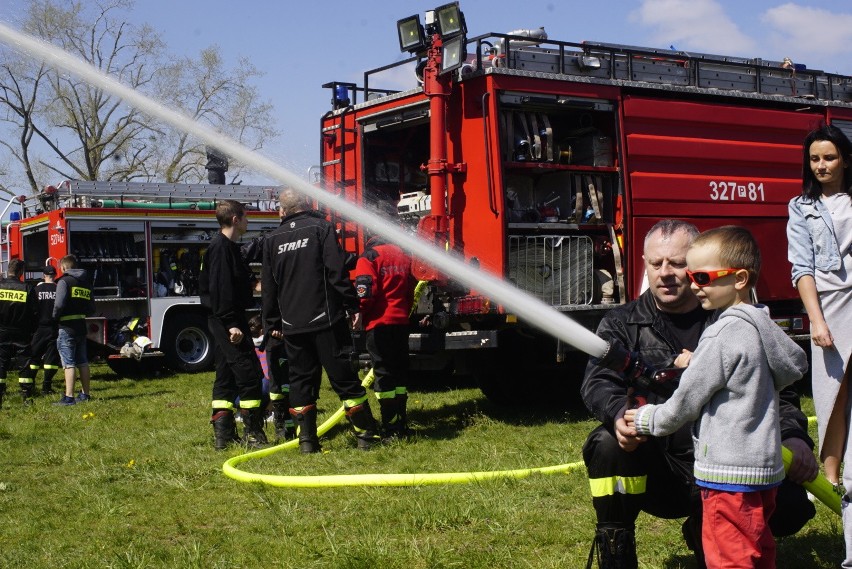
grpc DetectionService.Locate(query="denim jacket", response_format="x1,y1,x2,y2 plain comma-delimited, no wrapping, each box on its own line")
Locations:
787,195,842,286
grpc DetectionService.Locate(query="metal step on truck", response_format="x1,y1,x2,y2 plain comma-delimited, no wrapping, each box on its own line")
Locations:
1,180,281,375
318,1,852,403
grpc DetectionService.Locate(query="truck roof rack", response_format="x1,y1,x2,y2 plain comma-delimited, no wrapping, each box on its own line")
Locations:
21,180,283,216
356,32,852,109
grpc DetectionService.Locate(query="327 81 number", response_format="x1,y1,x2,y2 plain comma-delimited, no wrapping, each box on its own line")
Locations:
709,181,765,202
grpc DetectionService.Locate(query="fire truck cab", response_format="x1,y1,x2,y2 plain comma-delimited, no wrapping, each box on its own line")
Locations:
320,3,852,402
1,181,280,375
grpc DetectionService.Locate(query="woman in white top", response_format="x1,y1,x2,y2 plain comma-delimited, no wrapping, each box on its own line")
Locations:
787,124,852,567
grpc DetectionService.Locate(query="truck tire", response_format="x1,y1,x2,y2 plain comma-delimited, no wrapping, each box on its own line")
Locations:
470,329,530,406
472,329,587,409
162,313,215,372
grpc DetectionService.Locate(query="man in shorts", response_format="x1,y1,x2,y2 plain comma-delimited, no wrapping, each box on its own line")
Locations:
53,255,95,406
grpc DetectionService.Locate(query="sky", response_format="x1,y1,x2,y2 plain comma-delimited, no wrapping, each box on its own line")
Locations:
2,0,852,190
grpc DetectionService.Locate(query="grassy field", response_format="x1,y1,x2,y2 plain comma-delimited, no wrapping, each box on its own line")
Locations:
0,364,844,568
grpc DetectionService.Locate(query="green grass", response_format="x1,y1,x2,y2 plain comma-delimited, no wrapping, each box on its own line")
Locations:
0,366,843,568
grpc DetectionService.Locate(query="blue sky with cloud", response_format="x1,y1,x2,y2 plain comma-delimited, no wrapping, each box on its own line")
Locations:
1,0,851,188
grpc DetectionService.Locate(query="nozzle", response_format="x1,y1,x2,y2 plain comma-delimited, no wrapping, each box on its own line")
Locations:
593,340,682,397
594,340,648,380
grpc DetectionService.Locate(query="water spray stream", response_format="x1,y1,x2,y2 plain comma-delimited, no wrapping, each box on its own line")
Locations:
0,21,607,360
3,25,839,518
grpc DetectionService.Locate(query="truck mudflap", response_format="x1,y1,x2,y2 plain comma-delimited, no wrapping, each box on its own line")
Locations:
408,330,499,352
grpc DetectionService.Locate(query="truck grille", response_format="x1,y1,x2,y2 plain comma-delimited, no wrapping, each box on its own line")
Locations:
507,235,593,308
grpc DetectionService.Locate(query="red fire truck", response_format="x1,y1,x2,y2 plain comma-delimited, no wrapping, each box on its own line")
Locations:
1,180,280,375
319,2,852,402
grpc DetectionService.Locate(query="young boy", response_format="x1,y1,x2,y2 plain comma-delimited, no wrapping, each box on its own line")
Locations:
624,226,808,568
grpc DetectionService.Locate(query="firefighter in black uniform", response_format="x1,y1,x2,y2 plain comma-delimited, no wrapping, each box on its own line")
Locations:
199,199,267,450
19,264,61,395
0,258,38,407
261,188,380,453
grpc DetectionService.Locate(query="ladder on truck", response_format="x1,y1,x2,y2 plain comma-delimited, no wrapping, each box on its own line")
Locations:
320,109,362,255
20,180,283,216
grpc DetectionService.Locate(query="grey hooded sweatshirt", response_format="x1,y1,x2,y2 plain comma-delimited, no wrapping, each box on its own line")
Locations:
633,303,808,488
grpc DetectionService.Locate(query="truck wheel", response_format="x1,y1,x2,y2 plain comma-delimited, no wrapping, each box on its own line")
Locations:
472,361,516,406
470,330,530,406
472,330,588,409
162,314,214,372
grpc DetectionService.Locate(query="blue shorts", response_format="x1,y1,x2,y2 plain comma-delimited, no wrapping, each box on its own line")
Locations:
57,328,88,368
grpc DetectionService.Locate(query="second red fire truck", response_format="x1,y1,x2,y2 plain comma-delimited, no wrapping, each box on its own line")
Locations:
2,180,280,375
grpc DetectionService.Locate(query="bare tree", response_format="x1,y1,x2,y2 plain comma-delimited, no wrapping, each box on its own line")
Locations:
22,0,164,186
0,54,50,195
0,0,278,195
148,47,278,184
0,160,17,200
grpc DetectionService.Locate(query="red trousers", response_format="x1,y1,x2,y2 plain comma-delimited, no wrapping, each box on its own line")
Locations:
701,487,778,568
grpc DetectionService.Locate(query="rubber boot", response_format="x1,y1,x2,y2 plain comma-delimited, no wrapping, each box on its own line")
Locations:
240,408,269,449
393,390,411,437
20,382,35,406
290,404,321,454
42,370,57,395
211,410,240,450
396,391,409,431
0,382,6,409
271,400,295,442
345,401,381,450
379,397,408,440
586,525,638,569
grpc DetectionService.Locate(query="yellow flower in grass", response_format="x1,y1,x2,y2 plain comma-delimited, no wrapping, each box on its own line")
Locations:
82,412,95,420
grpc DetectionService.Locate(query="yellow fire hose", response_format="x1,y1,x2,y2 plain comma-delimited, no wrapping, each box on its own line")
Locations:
225,395,839,518
222,365,586,486
781,446,840,515
783,416,842,515
223,281,592,485
224,404,840,517
225,279,840,515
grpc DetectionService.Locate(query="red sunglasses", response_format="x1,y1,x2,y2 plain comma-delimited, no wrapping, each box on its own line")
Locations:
686,268,743,287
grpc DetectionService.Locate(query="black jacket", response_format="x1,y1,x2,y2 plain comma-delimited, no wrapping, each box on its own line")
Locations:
581,288,812,450
35,281,57,328
199,231,256,330
0,276,37,337
261,210,358,335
